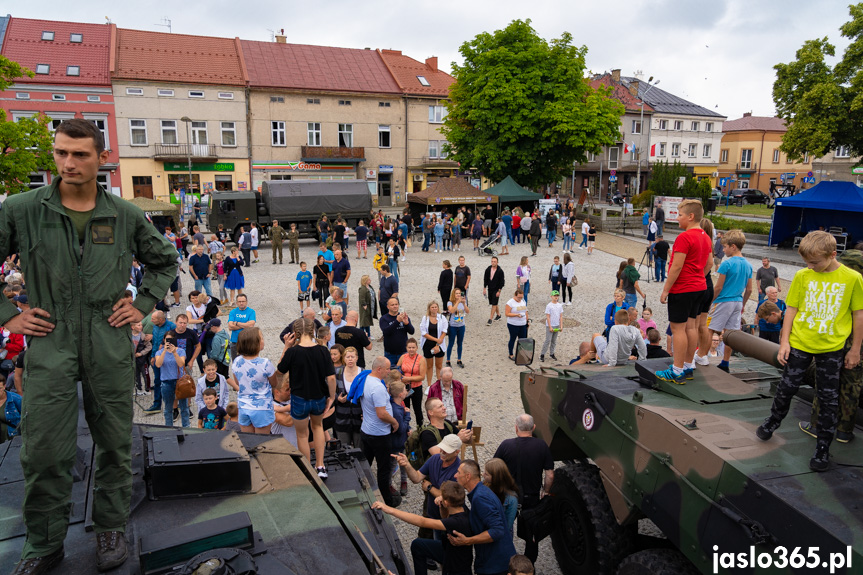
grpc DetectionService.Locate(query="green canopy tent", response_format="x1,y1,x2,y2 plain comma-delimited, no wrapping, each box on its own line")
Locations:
485,176,542,214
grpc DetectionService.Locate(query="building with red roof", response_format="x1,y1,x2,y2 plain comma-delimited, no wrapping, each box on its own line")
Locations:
110,28,250,203
0,17,122,193
378,49,462,196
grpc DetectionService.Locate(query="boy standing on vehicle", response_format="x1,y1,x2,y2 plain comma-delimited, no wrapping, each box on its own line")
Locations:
704,230,753,372
655,200,712,384
755,231,863,471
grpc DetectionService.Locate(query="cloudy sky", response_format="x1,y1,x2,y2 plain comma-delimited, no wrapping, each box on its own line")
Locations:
10,0,855,120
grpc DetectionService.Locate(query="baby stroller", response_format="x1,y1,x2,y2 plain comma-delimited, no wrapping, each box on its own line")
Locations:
478,233,499,257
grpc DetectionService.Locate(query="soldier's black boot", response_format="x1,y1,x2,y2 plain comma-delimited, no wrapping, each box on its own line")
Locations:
756,416,781,440
11,546,64,574
96,531,128,572
809,444,830,472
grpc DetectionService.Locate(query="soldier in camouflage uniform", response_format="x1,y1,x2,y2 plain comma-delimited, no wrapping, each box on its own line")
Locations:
802,249,863,442
270,219,286,265
287,223,300,264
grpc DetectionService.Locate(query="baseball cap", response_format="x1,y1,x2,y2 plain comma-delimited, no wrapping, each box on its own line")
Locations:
209,318,222,327
12,294,27,304
551,290,560,296
436,434,463,454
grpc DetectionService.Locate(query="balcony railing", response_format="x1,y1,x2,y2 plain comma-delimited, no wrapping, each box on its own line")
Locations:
301,145,365,161
422,156,459,167
736,162,757,172
154,144,218,162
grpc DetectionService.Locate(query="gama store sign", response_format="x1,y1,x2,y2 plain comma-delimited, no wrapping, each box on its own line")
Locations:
164,162,235,172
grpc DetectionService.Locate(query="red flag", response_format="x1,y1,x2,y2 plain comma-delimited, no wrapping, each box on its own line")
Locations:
650,143,656,157
624,143,631,154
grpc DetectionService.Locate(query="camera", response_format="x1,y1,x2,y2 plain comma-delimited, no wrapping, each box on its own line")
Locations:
165,338,178,347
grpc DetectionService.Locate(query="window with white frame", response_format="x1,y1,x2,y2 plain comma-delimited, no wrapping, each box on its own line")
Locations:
673,120,682,131
85,116,109,149
96,173,110,191
705,122,714,132
586,151,596,162
70,33,83,43
41,31,54,41
88,95,100,102
429,140,440,158
218,92,234,100
440,141,449,159
417,76,430,86
803,152,810,163
188,90,205,98
720,149,728,163
307,122,321,146
66,66,80,76
835,145,851,158
379,125,391,148
130,119,148,145
608,147,619,169
161,120,178,145
52,94,66,101
126,87,143,96
191,121,208,145
29,173,48,190
158,89,174,97
740,149,753,169
338,124,353,147
702,144,711,157
221,122,236,147
307,98,320,105
36,64,49,74
671,143,681,157
429,105,447,123
688,143,697,158
659,142,666,156
16,93,29,100
773,149,780,163
271,121,286,146
739,180,750,189
631,120,641,134
338,100,351,106
658,119,668,130
46,112,74,132
691,121,700,131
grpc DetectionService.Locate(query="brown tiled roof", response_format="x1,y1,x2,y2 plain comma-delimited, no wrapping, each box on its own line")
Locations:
378,49,453,97
411,177,492,200
2,17,111,85
590,74,654,114
241,40,401,94
113,28,246,86
723,115,787,132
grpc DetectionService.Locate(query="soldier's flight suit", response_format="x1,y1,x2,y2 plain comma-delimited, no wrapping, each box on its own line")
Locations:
0,180,178,559
270,224,286,264
287,228,300,264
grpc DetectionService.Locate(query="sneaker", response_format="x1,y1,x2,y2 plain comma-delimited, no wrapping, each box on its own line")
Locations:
495,314,501,321
446,361,452,368
487,319,493,326
457,360,464,368
565,301,572,306
434,249,438,253
717,363,730,373
756,417,781,441
96,531,128,572
693,353,710,366
809,445,830,472
683,368,694,380
316,466,328,480
540,355,545,362
550,354,558,361
143,405,161,414
171,302,180,307
836,430,854,443
579,246,584,250
655,367,686,384
11,546,64,575
799,421,817,439
173,408,179,421
427,559,440,571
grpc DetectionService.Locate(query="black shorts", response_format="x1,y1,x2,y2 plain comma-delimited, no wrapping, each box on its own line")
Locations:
699,279,714,315
170,276,180,292
423,340,445,358
667,291,706,324
488,293,500,306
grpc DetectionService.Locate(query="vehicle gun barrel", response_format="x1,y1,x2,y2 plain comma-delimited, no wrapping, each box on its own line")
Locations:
722,329,782,368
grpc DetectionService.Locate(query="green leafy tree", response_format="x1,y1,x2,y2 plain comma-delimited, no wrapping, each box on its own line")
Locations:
645,160,691,196
773,3,863,162
0,55,56,195
442,20,624,190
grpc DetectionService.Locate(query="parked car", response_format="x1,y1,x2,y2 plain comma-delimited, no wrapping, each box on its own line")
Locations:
710,188,727,203
730,188,769,205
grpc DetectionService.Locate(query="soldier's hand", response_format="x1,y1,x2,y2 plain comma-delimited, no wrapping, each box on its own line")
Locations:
845,347,860,369
4,307,54,336
108,299,144,328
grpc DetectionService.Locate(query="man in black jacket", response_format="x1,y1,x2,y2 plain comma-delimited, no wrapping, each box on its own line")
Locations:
482,257,506,325
529,213,542,256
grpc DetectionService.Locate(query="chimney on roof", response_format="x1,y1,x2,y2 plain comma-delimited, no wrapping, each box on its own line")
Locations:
612,69,621,82
628,80,639,98
426,57,438,72
275,29,286,43
743,112,752,117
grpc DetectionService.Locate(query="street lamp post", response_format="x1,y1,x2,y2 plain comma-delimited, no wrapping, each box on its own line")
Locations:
180,116,193,205
635,79,659,196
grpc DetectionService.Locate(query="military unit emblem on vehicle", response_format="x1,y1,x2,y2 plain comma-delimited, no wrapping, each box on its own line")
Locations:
514,335,862,574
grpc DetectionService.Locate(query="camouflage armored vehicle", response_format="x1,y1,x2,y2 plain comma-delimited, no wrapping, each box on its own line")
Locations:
0,421,411,574
517,332,863,574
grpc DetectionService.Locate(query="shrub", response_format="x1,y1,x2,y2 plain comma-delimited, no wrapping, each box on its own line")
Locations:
707,215,771,235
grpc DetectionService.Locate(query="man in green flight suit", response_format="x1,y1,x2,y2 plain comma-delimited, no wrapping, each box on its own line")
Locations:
269,219,286,265
0,119,178,574
287,222,300,264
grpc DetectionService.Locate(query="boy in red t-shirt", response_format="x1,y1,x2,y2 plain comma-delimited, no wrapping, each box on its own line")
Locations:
656,199,713,384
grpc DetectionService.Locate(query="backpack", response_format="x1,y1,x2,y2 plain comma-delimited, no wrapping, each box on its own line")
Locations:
405,421,455,470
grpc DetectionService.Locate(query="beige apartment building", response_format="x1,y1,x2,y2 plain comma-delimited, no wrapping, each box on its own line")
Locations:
242,38,406,207
812,145,862,187
111,29,250,202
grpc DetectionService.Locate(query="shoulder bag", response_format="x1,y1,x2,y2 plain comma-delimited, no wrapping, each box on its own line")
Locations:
175,373,196,400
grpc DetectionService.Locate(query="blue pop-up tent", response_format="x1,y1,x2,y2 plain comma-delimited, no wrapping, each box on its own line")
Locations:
768,181,863,247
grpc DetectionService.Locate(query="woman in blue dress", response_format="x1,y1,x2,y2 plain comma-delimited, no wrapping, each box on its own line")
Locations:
224,246,245,305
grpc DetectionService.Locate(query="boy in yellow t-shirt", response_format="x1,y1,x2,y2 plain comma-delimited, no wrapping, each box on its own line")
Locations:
756,232,863,471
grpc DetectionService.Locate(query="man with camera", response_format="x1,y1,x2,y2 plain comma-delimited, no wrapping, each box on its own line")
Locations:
0,119,178,574
380,297,414,367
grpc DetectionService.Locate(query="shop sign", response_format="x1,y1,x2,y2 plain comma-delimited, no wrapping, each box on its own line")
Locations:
366,169,377,180
379,165,394,173
163,162,234,172
252,162,324,171
238,182,247,190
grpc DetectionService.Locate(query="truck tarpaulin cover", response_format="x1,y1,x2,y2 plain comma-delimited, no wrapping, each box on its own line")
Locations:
262,180,372,216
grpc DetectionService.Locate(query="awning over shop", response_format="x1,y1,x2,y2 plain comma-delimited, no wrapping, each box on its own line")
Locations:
407,177,495,206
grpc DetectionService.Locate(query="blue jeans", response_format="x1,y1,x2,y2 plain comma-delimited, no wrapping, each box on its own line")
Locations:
546,229,556,245
194,277,212,296
507,228,513,244
388,257,399,281
562,234,572,250
513,227,522,243
423,233,431,251
579,232,588,247
160,378,190,427
435,235,443,251
151,364,163,408
624,293,637,307
655,257,666,282
320,232,328,244
522,280,530,303
507,323,528,356
446,324,465,361
657,220,664,235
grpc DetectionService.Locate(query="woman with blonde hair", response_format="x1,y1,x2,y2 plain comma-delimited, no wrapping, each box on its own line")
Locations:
420,300,447,388
446,287,469,368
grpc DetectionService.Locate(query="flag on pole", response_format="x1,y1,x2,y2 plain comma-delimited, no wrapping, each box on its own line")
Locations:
650,143,656,157
624,143,630,154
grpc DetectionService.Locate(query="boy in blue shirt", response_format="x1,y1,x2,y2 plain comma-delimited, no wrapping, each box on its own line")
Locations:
296,261,312,313
704,230,753,372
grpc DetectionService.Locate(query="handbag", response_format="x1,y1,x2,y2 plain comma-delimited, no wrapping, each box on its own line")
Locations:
175,373,196,400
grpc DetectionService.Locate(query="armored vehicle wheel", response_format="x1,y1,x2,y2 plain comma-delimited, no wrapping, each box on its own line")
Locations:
550,460,635,574
616,549,699,575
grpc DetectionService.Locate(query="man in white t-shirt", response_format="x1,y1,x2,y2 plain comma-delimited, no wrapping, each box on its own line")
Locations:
580,219,590,249
360,357,400,506
540,291,564,362
250,222,260,263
